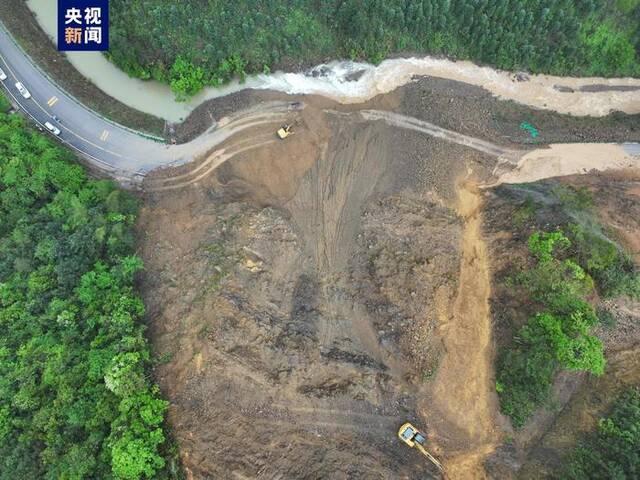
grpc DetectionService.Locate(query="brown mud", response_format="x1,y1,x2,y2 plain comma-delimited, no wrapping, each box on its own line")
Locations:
424,179,502,479
138,76,640,479
140,94,497,478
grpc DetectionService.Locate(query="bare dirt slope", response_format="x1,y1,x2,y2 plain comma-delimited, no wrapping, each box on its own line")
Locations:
423,180,502,479
139,89,503,478
138,78,639,479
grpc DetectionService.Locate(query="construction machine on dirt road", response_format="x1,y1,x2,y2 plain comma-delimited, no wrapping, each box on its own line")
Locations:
398,422,446,477
277,124,293,139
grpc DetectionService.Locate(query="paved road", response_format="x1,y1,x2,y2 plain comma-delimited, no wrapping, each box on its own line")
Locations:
1,23,638,187
0,24,180,182
0,24,300,185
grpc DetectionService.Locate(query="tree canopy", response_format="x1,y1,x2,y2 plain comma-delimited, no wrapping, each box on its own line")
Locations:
108,0,640,98
0,105,171,478
496,231,605,428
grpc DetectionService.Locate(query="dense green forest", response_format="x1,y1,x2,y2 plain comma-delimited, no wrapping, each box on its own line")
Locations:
109,0,640,98
495,185,640,428
0,100,173,478
566,387,640,479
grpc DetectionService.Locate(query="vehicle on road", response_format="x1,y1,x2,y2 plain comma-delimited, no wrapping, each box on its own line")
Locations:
15,81,31,99
277,124,293,139
44,121,61,136
0,68,6,81
398,422,445,476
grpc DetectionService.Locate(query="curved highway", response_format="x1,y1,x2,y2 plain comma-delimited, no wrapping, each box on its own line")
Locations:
0,24,179,183
0,23,638,188
0,24,302,185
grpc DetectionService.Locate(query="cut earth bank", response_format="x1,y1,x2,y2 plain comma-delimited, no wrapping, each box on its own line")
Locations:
138,76,639,479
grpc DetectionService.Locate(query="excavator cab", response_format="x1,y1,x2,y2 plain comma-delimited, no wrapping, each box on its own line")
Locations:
398,422,445,476
277,124,293,139
414,431,427,446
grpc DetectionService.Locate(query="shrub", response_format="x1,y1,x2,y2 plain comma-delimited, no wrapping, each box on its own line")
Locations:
566,387,640,479
497,231,604,428
568,223,640,300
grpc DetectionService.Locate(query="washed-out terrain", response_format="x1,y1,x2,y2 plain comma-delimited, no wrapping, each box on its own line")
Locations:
137,76,639,478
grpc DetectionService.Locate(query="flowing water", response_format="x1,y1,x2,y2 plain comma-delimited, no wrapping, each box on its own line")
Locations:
26,0,252,121
27,0,640,123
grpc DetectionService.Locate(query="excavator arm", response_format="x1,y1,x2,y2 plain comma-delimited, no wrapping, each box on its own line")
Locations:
398,422,446,479
415,443,445,475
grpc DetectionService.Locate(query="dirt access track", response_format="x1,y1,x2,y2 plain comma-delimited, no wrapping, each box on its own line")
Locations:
138,78,639,479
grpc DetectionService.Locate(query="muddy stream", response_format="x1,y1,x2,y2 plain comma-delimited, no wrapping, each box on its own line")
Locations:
26,0,640,121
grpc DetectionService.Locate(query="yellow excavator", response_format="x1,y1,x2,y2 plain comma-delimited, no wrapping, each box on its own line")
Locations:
277,124,293,139
398,422,446,477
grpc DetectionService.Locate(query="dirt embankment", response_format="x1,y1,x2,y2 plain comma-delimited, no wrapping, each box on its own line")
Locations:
138,75,639,479
139,84,508,478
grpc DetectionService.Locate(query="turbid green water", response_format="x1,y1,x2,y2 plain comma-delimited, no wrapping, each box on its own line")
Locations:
24,0,640,123
27,0,253,121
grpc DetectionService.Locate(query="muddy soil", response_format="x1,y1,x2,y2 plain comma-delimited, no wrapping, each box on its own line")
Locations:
138,74,639,478
421,180,502,479
139,88,504,478
400,78,640,146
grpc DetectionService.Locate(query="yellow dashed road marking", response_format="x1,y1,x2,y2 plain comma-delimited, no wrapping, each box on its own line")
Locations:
0,52,126,160
100,130,110,141
47,96,59,107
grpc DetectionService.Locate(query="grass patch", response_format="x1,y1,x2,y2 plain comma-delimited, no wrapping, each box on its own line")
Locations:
596,306,617,329
203,241,237,293
512,195,537,229
153,351,175,366
617,0,640,13
0,92,11,113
